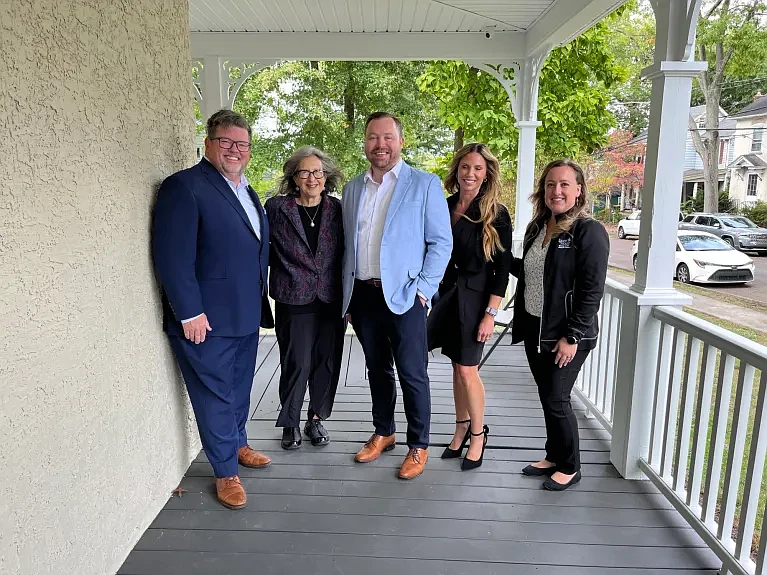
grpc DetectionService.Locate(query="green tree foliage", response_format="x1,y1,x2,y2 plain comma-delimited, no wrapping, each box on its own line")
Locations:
232,61,452,191
604,1,767,128
688,0,767,213
416,17,627,168
741,201,767,227
604,0,655,135
692,75,767,113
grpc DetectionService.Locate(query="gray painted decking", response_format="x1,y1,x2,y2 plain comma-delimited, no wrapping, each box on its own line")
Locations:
119,334,721,574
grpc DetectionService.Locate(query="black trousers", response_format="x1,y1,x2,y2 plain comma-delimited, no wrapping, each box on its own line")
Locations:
274,303,345,428
350,280,431,448
522,313,589,474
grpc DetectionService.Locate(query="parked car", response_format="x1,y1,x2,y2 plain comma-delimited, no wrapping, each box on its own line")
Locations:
617,210,684,239
631,230,755,284
617,211,641,239
678,213,767,255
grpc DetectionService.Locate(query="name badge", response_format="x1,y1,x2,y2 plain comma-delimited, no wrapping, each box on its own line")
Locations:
558,237,572,249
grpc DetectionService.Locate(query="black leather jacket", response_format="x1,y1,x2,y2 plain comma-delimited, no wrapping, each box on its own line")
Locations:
510,217,610,352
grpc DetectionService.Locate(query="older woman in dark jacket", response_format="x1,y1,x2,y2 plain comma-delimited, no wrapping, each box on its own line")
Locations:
510,159,609,491
265,146,345,450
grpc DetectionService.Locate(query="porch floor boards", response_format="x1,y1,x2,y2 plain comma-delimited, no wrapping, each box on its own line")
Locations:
118,334,720,574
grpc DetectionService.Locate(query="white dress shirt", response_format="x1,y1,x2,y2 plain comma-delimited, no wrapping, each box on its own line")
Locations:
356,159,403,280
182,161,261,324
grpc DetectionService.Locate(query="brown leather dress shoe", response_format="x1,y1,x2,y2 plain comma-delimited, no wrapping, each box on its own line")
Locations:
238,445,271,468
398,448,428,479
354,433,396,463
215,475,247,509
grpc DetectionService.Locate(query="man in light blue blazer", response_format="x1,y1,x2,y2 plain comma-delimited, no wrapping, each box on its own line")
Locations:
342,112,452,480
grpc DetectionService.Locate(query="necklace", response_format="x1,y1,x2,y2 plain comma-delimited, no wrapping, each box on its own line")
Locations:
300,203,320,227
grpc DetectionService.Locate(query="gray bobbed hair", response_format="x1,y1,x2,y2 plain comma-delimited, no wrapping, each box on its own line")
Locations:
276,146,343,196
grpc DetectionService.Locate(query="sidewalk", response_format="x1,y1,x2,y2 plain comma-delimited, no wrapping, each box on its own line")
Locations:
607,270,767,335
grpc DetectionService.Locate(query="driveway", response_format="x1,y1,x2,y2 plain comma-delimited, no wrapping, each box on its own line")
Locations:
608,233,767,305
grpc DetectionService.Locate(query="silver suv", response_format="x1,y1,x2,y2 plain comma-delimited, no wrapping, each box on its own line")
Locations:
678,213,767,255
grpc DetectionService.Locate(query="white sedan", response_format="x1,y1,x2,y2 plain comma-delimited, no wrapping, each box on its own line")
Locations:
617,211,641,239
631,230,755,284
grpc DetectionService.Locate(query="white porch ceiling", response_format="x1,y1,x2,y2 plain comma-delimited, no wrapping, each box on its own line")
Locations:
189,0,554,33
188,0,628,60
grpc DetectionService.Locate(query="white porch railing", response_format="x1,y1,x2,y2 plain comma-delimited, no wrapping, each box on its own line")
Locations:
640,305,767,575
573,279,634,435
581,277,767,575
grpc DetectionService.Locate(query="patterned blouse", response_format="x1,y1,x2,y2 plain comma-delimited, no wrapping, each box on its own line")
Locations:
524,226,549,317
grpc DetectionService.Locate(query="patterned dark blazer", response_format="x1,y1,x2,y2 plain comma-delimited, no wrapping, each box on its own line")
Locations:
265,193,344,306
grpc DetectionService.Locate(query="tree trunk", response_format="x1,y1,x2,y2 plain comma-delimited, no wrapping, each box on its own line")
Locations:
453,127,464,152
703,95,721,213
344,65,355,133
344,88,355,133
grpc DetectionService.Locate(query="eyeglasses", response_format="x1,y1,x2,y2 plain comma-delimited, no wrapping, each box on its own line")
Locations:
212,137,252,152
295,169,326,179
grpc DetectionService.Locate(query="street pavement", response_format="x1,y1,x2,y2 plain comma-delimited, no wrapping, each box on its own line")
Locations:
608,233,767,306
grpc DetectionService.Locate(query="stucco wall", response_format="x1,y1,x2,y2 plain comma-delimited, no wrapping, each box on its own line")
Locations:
0,1,199,573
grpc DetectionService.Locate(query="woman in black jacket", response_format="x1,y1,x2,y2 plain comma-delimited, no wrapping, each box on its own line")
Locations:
510,159,609,491
428,143,512,470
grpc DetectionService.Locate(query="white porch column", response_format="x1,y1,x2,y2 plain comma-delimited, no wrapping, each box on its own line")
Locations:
610,0,705,479
466,47,551,256
197,56,227,121
514,121,541,254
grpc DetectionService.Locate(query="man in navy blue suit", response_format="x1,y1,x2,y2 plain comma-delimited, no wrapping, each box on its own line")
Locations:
152,109,273,510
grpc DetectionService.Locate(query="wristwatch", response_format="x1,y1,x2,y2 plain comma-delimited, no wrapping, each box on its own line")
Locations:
566,335,579,345
485,306,498,317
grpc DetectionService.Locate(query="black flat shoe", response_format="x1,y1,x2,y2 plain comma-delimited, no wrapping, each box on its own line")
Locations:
522,464,557,477
281,427,301,450
441,419,471,459
304,419,330,446
461,425,489,471
542,471,582,491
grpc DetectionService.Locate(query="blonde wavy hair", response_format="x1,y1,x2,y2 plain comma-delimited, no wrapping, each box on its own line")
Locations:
444,143,507,262
529,159,590,237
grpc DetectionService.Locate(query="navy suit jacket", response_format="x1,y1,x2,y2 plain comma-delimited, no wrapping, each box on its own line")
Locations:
152,158,272,337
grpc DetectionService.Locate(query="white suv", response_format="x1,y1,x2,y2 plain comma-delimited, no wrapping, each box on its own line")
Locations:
617,210,684,240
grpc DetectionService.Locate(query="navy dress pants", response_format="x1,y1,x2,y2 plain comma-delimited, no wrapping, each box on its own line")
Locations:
350,280,431,449
169,332,260,478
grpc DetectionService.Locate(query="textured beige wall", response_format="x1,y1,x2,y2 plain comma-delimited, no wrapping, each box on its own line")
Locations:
0,1,199,573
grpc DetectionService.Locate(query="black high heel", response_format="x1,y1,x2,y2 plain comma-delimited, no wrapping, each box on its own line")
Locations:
441,419,471,459
461,425,489,471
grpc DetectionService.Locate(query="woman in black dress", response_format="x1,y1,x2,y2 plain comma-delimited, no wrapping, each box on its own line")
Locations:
428,143,512,470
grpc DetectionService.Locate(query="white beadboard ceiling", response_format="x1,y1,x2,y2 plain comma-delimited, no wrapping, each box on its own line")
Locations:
189,0,557,33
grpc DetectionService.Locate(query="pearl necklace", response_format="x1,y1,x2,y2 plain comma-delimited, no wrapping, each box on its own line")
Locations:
300,202,320,227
